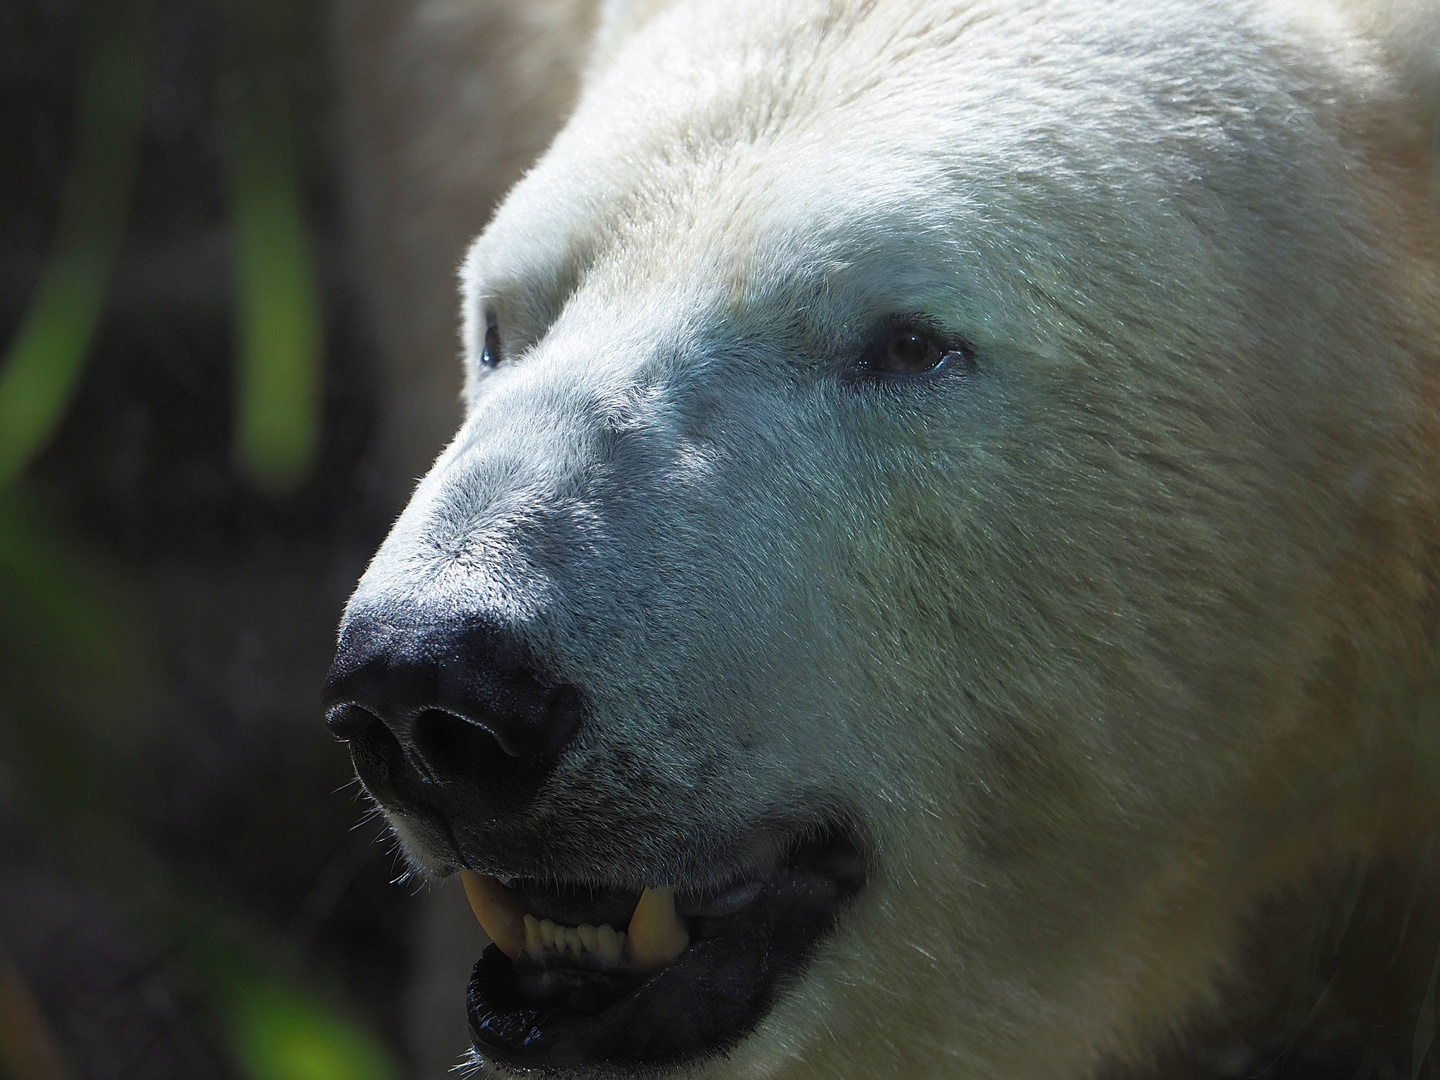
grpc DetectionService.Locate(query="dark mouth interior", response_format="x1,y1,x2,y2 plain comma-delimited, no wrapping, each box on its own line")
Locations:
467,828,865,1070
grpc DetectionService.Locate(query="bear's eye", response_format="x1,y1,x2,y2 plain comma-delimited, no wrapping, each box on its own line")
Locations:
856,320,967,379
480,313,503,368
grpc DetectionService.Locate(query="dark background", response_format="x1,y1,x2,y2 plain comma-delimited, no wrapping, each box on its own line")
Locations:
0,0,431,1075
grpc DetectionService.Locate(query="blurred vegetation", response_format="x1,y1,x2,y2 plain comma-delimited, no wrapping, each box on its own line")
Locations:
220,0,324,497
0,0,408,1076
0,0,147,487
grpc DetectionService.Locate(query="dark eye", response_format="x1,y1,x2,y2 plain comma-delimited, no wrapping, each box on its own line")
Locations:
856,320,968,379
481,314,503,368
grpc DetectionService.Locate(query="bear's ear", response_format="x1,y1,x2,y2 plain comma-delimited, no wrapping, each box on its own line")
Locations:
588,0,676,73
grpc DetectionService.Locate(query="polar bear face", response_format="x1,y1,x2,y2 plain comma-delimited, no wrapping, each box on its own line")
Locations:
325,0,1440,1076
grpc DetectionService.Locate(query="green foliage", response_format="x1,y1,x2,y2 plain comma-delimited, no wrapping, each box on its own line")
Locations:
229,985,399,1080
0,0,150,487
0,0,386,1074
0,487,149,817
223,59,325,497
0,487,399,1079
0,0,327,500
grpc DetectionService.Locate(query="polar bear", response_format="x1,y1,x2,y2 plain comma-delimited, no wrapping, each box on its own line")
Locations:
324,0,1440,1077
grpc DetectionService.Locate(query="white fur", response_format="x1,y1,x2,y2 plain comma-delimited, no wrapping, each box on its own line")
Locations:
343,1,1440,1076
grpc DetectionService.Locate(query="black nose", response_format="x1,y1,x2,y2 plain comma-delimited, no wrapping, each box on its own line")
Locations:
321,613,584,824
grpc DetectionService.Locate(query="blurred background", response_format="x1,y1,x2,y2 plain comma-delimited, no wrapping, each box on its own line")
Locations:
0,0,589,1075
5,2,1440,1079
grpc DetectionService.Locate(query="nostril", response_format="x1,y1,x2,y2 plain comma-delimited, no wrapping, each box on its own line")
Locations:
323,615,589,819
349,720,408,798
327,703,380,740
412,708,516,786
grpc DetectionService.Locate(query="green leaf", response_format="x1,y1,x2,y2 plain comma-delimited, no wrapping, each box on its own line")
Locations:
0,0,149,487
221,52,324,498
228,984,399,1080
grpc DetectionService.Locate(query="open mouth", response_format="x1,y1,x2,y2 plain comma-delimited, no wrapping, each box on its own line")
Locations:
460,827,866,1070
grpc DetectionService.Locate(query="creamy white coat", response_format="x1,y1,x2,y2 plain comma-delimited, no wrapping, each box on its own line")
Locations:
341,1,1440,1075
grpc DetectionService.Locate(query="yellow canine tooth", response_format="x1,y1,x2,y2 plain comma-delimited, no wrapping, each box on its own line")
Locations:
523,914,542,956
627,885,689,968
460,871,526,961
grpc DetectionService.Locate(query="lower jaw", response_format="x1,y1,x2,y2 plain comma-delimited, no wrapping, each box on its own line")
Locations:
466,837,865,1071
469,932,766,1068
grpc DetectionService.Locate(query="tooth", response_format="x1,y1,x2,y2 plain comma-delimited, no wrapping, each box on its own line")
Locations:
578,924,598,952
627,885,689,967
616,930,627,951
523,914,542,956
460,871,525,961
565,926,583,955
596,923,622,963
539,919,556,949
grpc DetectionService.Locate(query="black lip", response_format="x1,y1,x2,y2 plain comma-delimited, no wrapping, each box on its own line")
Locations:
467,830,865,1071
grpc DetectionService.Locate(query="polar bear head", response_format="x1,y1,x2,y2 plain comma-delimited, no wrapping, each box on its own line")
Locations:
324,0,1440,1076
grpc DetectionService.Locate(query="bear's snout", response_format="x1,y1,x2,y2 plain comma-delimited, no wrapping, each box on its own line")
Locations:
321,612,585,843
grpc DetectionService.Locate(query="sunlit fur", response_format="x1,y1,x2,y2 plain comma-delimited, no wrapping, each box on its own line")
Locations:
341,0,1440,1076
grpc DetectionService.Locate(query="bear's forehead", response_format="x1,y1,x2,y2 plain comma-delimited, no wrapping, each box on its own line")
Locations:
484,3,1362,253
465,0,1389,369
561,0,1362,173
